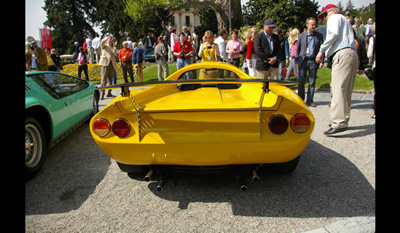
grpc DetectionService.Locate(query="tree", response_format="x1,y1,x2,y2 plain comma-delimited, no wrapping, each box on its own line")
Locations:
345,0,354,12
98,0,169,43
336,1,344,13
243,0,320,33
124,0,243,31
43,0,97,54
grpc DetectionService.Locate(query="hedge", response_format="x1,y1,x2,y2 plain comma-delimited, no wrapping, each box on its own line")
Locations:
61,63,125,81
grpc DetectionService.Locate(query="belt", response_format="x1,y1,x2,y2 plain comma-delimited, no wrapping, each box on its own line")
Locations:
304,57,315,60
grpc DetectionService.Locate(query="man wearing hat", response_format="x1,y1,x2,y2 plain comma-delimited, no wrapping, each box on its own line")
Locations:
253,19,282,80
315,4,358,136
25,36,48,71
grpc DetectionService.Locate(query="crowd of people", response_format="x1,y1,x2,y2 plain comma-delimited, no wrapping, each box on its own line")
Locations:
25,3,375,135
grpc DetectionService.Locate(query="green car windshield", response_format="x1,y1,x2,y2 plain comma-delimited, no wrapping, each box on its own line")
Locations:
29,73,89,99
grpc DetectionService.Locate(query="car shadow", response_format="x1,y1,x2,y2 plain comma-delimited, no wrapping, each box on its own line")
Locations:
25,123,111,215
142,140,374,218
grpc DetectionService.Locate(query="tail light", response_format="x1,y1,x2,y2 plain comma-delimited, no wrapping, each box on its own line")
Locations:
112,118,131,138
269,114,288,134
93,118,111,137
291,114,311,133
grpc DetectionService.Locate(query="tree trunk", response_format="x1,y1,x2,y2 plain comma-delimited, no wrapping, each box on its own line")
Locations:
214,0,243,30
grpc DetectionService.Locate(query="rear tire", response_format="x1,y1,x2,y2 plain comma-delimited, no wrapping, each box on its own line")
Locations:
92,91,99,115
116,162,148,174
268,155,301,174
25,117,47,179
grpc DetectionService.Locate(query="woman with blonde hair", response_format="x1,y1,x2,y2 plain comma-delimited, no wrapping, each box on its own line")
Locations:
198,30,220,79
245,27,258,77
198,30,220,62
285,28,300,80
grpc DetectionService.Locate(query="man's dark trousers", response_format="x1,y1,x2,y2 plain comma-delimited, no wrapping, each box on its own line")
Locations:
298,57,317,104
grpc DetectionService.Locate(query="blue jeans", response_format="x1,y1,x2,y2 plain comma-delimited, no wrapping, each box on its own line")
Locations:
176,58,191,79
298,58,317,104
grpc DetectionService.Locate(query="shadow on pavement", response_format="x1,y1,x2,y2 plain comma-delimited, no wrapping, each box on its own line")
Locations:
25,123,111,215
144,140,374,217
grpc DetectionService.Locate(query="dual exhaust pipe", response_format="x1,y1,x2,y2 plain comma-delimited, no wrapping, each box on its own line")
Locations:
240,169,260,191
144,169,166,192
144,168,260,192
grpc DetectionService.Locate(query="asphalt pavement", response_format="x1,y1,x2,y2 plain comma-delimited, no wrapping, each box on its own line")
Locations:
25,88,375,232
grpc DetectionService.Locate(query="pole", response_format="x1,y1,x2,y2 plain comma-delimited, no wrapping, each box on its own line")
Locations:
229,0,231,32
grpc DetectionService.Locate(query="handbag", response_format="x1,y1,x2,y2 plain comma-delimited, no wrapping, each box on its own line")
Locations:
365,68,375,81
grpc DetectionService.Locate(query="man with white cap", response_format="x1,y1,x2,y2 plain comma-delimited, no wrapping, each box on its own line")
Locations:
315,4,358,136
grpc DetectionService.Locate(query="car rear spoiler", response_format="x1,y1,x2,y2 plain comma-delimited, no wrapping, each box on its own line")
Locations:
96,79,297,97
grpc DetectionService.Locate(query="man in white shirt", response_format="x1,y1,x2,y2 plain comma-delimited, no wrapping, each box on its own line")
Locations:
92,34,101,64
214,28,228,62
126,37,133,49
86,35,94,64
316,4,358,136
214,28,228,78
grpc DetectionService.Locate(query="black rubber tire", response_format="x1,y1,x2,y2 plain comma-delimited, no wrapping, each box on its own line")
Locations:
25,117,47,179
268,155,301,174
116,162,148,174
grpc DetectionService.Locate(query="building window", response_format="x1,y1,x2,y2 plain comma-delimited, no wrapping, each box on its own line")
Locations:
185,16,190,26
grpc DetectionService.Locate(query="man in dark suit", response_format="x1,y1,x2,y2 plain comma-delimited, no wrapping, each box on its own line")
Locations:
253,19,282,80
143,32,156,50
295,17,324,107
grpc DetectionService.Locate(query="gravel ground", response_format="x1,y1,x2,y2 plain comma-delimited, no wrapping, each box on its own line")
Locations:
25,89,375,232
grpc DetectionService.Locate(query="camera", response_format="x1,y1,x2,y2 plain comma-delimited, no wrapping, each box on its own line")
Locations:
180,48,185,58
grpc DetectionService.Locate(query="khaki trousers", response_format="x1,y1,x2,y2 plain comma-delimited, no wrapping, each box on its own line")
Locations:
100,62,114,97
134,63,144,82
256,67,278,80
330,48,358,129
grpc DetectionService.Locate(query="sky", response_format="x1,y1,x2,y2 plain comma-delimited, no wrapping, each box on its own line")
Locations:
26,0,375,41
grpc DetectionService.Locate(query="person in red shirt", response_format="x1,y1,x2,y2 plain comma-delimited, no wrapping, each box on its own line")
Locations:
118,41,134,83
246,27,258,77
173,32,193,72
83,41,88,52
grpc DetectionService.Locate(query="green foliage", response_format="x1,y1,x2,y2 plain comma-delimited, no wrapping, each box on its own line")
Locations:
243,0,320,33
194,8,218,41
124,0,176,21
43,0,97,54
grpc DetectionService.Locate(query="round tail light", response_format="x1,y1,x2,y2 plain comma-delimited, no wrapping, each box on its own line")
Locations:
112,118,131,138
291,114,311,133
92,118,111,137
269,114,288,134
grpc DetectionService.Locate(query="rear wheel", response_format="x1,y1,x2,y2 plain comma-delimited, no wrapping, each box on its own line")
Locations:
92,91,99,115
25,117,47,179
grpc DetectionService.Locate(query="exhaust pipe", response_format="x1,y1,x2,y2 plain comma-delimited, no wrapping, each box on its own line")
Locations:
144,169,153,182
252,170,259,182
157,178,167,192
239,175,247,191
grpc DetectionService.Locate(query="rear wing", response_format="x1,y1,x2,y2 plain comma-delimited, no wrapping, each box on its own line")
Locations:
96,79,297,97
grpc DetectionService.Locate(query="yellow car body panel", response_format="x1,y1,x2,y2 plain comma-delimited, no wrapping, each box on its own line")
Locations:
90,62,314,166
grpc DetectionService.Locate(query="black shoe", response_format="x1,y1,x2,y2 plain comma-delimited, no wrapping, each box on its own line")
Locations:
324,127,348,136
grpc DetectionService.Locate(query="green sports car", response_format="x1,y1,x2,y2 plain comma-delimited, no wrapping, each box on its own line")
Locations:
25,71,99,179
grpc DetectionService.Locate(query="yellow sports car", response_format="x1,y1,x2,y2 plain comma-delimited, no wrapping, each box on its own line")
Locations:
90,62,314,190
